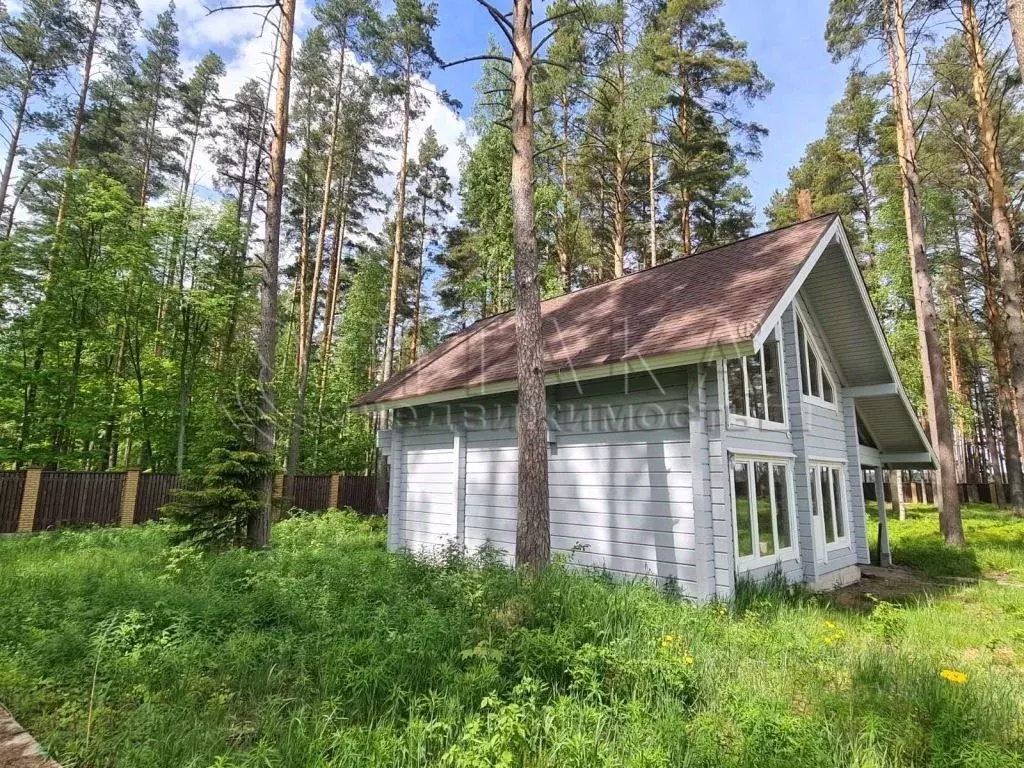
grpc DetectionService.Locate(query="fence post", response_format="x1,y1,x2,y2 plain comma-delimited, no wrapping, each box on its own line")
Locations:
330,472,341,509
16,468,42,533
120,470,140,527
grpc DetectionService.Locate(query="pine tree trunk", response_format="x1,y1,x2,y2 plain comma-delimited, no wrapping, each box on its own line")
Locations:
411,195,427,361
317,162,352,420
886,0,964,543
1009,0,1024,85
251,0,295,549
0,83,31,224
511,0,550,570
382,52,413,383
286,44,346,493
53,0,102,244
963,0,1024,515
648,120,657,267
976,215,1024,514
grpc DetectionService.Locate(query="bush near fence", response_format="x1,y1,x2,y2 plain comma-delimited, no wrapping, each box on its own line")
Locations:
0,470,387,533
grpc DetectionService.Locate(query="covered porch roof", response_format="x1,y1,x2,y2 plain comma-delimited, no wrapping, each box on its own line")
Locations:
794,227,935,469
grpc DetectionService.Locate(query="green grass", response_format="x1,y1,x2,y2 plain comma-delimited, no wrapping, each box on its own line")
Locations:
0,508,1023,767
867,501,1024,582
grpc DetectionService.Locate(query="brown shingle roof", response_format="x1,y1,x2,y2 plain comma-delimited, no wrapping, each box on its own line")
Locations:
355,214,837,408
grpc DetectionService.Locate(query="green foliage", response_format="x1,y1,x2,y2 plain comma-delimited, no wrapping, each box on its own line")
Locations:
0,508,1022,766
160,448,274,549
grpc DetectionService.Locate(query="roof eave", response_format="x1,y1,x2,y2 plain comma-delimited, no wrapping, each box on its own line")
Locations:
351,341,755,414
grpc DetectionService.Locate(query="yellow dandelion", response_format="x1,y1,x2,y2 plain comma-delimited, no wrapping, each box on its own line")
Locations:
683,655,694,665
823,621,837,629
940,669,968,685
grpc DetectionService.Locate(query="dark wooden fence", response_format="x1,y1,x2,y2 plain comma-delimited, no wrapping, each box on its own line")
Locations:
339,475,385,516
0,471,25,533
1,468,386,534
35,471,124,531
135,473,181,524
289,474,333,513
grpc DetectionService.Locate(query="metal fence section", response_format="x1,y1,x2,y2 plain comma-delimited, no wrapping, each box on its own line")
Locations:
34,471,124,531
0,471,25,533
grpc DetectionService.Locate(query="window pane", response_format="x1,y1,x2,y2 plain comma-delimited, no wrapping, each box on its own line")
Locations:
727,358,746,417
822,371,835,403
821,466,835,543
763,340,785,423
798,320,809,395
809,469,819,518
746,353,766,420
832,468,845,538
773,464,791,550
808,347,821,398
754,462,774,556
733,461,753,557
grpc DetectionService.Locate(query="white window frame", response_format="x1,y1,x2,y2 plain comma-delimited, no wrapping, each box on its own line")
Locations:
808,460,851,552
729,453,799,570
725,324,788,432
796,307,838,411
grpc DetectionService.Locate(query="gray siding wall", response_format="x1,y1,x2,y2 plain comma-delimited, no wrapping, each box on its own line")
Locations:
386,370,706,596
390,426,456,554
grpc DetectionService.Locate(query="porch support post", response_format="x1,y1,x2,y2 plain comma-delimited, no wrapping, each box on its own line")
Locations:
876,468,892,567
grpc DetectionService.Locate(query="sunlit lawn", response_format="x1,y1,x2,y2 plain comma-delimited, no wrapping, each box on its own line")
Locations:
0,507,1021,767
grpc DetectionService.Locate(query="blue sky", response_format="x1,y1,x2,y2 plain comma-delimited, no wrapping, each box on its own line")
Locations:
428,0,850,224
138,0,851,228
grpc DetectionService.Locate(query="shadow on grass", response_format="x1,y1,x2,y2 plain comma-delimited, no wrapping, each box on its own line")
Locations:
864,502,1024,581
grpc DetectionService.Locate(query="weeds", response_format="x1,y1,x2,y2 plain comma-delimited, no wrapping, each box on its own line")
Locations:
0,507,1021,767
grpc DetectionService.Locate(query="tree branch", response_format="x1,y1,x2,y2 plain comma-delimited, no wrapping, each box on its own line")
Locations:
441,54,512,70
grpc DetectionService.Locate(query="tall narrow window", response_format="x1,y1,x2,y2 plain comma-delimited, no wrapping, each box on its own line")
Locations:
727,358,746,416
754,461,773,556
764,340,785,422
726,336,785,425
820,466,835,542
810,462,849,548
733,459,753,557
746,355,766,420
832,467,845,538
797,315,837,406
731,458,795,564
773,464,791,549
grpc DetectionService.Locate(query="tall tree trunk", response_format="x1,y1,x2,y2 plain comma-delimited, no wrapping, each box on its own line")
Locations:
0,82,31,224
1008,0,1024,85
382,52,413,383
963,0,1024,511
250,0,295,549
886,0,964,543
317,161,352,420
511,0,550,570
53,0,102,243
286,44,347,493
976,214,1024,514
411,195,427,362
648,119,657,267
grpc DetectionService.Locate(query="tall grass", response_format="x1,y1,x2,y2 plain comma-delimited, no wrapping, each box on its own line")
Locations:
0,509,1022,767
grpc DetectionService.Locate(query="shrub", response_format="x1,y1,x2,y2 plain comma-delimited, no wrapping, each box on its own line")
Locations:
160,448,275,549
